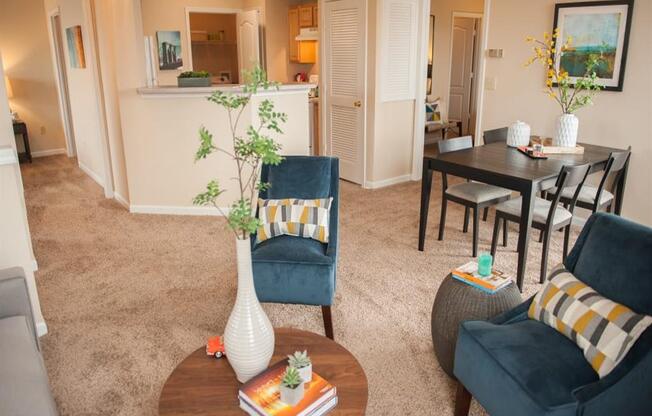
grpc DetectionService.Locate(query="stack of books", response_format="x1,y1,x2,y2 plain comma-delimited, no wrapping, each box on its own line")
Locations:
452,261,513,294
239,360,337,416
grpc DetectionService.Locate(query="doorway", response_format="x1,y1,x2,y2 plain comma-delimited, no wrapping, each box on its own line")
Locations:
184,7,261,84
48,11,76,158
321,0,366,185
448,14,482,136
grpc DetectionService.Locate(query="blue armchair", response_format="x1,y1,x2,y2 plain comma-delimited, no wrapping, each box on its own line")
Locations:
453,213,652,416
251,156,339,339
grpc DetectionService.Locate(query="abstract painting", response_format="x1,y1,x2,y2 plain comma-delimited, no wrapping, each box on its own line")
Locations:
65,25,86,69
157,31,183,70
553,1,634,91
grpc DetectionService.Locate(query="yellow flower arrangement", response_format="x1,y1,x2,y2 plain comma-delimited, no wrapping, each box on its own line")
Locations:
525,28,602,114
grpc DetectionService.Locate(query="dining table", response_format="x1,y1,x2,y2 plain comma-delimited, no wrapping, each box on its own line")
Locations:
418,141,629,291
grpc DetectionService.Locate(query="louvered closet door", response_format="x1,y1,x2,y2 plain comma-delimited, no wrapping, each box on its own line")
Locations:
324,0,365,184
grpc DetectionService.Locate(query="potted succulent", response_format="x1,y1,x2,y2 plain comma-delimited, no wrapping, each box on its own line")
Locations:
524,28,603,147
193,66,286,382
177,70,212,87
288,350,312,383
279,366,305,406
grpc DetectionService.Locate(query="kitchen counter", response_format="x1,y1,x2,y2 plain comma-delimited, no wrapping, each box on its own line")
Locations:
138,83,316,98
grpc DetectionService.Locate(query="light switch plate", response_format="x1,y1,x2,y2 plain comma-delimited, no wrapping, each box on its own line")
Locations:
485,77,497,91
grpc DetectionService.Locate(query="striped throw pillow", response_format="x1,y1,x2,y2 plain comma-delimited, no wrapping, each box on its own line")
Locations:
529,269,652,378
256,198,333,244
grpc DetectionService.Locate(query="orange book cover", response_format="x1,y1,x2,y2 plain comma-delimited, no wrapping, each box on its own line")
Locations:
239,360,336,416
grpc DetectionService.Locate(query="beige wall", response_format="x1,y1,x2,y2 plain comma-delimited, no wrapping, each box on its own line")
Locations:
44,0,107,185
141,0,257,85
92,0,130,202
482,0,652,225
365,0,424,185
0,0,67,154
107,1,311,210
429,0,484,119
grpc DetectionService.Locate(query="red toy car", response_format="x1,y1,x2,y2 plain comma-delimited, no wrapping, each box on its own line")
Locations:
206,336,225,359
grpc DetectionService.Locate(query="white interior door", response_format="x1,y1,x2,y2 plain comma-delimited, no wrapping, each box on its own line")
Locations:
448,17,476,134
237,10,260,75
323,0,365,184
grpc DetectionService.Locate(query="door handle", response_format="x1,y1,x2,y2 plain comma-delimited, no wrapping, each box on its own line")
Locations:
353,100,362,108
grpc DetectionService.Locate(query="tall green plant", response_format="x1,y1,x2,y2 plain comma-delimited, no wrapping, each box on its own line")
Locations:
193,67,287,240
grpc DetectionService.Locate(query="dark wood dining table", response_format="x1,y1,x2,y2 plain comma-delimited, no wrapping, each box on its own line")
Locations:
418,142,628,291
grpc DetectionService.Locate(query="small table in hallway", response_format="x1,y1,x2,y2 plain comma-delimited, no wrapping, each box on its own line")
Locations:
418,142,628,291
158,328,368,415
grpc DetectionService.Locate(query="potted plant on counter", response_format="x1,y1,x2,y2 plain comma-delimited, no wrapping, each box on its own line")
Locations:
279,366,305,406
524,29,603,147
192,66,287,382
177,70,212,87
288,350,312,384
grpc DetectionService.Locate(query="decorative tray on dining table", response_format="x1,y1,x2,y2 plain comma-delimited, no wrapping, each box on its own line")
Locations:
528,136,585,154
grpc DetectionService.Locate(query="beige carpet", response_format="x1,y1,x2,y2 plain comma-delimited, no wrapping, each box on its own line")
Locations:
21,155,577,416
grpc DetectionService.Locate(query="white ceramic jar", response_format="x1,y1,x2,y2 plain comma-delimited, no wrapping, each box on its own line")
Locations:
507,121,531,147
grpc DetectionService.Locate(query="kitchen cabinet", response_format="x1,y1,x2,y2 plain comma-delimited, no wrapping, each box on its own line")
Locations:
288,7,299,62
289,3,318,64
299,5,314,28
312,5,319,27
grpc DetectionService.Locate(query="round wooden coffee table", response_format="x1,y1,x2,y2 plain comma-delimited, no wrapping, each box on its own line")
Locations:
159,328,368,415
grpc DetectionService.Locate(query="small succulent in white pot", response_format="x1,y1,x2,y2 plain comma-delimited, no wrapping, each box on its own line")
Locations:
279,366,304,406
288,350,312,383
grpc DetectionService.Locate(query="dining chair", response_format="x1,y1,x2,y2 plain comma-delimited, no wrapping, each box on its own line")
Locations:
546,148,631,214
491,163,591,286
483,127,508,144
251,156,339,339
437,136,512,257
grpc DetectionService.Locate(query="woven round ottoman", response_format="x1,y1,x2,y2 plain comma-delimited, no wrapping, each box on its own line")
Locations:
431,274,522,378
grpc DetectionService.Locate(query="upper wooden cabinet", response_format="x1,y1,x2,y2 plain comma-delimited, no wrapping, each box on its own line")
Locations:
289,3,318,64
288,7,300,62
312,4,319,27
299,5,314,28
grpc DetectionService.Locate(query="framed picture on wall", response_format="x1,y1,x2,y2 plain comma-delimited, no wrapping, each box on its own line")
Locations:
156,31,183,70
65,25,86,69
553,0,634,91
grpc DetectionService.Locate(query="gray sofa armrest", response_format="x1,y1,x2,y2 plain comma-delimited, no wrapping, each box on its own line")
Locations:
0,267,39,347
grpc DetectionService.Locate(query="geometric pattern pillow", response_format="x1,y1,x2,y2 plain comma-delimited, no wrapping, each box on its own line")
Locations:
256,198,333,244
528,269,652,378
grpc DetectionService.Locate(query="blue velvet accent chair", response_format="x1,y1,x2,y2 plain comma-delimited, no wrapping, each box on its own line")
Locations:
453,212,652,416
251,156,339,339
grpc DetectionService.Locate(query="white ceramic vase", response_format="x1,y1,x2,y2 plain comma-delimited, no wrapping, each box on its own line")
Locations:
507,120,531,147
297,364,312,384
224,238,275,383
553,113,579,147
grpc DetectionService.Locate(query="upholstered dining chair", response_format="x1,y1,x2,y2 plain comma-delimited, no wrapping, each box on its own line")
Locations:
437,136,512,257
454,213,652,416
546,148,631,214
251,156,339,339
483,127,508,144
491,163,590,287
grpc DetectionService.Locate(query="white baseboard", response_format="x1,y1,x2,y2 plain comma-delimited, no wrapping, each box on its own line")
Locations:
364,174,412,189
36,321,48,337
31,148,66,158
78,161,104,188
114,192,129,209
129,204,230,216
